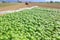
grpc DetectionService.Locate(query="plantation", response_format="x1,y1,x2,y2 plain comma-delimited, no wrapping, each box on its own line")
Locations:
0,8,60,40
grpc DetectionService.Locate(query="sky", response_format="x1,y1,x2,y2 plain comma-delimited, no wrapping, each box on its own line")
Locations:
0,0,60,2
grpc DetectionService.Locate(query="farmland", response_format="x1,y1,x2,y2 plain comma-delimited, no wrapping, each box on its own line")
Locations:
0,3,18,8
0,7,60,40
0,3,60,11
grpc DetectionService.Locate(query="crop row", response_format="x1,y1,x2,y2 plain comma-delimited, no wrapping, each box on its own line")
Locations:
0,8,60,40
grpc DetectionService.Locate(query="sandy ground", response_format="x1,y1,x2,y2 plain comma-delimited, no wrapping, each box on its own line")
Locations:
0,3,35,11
0,3,60,11
36,3,60,9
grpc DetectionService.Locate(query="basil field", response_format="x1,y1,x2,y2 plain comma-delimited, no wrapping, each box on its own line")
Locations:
0,8,60,40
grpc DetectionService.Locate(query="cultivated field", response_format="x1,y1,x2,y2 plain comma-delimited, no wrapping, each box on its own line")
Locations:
0,3,60,40
0,3,60,11
0,7,60,40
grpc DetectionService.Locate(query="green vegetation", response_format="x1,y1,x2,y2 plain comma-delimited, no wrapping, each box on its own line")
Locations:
0,8,60,40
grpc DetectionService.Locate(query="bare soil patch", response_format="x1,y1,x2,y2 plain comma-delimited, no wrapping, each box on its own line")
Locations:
0,3,35,11
35,3,60,9
0,3,60,11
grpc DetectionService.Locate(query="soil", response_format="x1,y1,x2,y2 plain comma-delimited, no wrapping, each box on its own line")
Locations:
35,3,60,9
0,3,60,11
0,3,35,11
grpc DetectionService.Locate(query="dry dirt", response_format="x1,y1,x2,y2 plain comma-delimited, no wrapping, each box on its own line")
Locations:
0,3,35,11
35,3,60,9
0,3,60,11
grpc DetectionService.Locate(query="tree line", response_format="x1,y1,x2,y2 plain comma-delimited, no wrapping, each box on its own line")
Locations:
0,0,60,3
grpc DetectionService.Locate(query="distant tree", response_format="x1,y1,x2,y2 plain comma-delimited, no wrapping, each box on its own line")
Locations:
17,0,22,3
2,1,6,3
55,1,59,3
50,1,53,3
18,1,22,3
29,1,31,3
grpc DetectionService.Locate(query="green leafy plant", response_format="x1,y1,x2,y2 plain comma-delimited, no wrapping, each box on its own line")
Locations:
0,8,60,40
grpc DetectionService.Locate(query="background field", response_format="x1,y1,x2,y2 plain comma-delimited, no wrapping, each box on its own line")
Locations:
0,3,18,7
0,3,60,11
